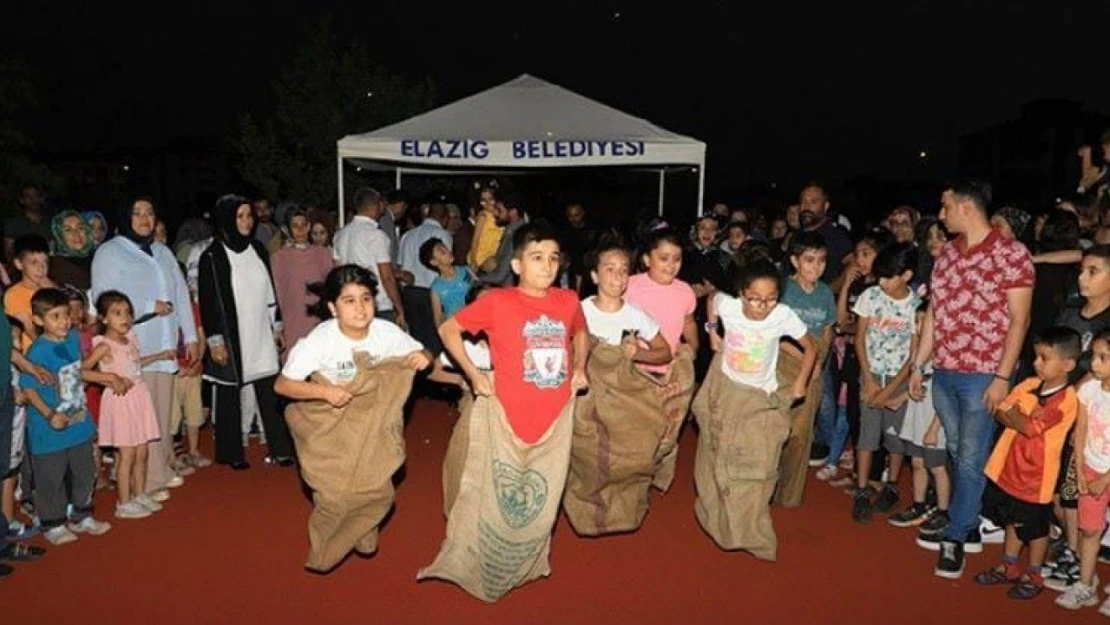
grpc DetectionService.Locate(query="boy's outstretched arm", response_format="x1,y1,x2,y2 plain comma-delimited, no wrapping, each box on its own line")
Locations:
439,317,491,396
571,328,589,391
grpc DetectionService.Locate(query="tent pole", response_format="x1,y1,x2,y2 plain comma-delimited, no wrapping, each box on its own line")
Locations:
657,169,666,217
696,164,706,218
395,168,402,189
337,156,346,227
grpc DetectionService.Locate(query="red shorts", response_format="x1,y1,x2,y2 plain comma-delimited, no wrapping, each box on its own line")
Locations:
1079,465,1110,533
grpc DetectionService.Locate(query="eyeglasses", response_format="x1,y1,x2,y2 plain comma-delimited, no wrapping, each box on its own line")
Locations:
744,296,778,307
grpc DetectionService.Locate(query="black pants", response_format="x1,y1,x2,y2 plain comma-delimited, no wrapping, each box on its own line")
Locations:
213,376,291,465
403,286,442,355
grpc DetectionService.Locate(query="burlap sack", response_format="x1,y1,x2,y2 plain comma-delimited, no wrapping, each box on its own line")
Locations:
562,344,693,536
772,335,829,508
418,394,575,603
692,353,791,561
650,350,697,492
284,354,415,572
442,390,475,518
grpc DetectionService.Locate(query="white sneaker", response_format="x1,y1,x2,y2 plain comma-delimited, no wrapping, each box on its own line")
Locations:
816,464,838,481
1056,581,1099,610
134,493,163,512
979,516,1005,545
66,516,112,536
114,500,152,519
148,488,171,503
1100,596,1110,618
166,475,185,489
43,525,79,545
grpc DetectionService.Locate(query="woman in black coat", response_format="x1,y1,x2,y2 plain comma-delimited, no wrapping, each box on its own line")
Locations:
198,194,293,470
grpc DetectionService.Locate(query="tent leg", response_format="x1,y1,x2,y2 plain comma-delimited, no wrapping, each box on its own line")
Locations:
696,165,706,218
657,169,666,217
395,168,402,189
337,156,346,227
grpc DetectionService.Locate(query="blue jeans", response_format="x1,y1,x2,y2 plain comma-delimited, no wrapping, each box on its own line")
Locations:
814,356,837,448
931,369,996,543
826,403,849,466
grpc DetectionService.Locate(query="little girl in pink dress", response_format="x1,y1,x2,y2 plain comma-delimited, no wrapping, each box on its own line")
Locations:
85,291,175,519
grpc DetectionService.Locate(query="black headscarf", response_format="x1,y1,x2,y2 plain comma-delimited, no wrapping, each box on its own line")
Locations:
213,194,255,254
118,196,157,255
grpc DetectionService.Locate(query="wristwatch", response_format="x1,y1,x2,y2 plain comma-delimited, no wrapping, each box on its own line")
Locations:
912,363,927,375
704,321,718,332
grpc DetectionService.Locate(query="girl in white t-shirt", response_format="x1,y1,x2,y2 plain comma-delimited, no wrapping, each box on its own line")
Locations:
275,265,431,404
582,243,672,365
696,259,817,559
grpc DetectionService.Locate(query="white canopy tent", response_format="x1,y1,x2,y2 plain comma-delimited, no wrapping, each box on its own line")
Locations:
336,74,706,225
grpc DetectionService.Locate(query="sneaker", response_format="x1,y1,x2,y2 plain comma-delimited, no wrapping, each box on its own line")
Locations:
114,500,152,519
816,464,838,481
66,516,112,536
133,493,163,513
7,520,40,541
171,456,196,476
934,540,965,579
889,502,932,528
1056,581,1099,609
1007,574,1044,600
1045,549,1082,592
964,528,983,554
188,452,213,468
917,531,943,551
874,483,900,514
166,475,185,488
918,509,950,536
148,488,171,503
43,526,78,545
809,442,830,467
1100,596,1110,618
852,487,874,524
979,516,1005,545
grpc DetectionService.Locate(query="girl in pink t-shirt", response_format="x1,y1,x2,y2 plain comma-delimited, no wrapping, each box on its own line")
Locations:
625,227,698,373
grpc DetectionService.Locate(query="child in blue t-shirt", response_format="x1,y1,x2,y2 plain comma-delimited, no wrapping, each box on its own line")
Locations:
421,237,475,389
20,288,128,546
776,231,837,506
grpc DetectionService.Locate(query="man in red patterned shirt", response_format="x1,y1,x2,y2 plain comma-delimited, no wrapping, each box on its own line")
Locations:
909,179,1034,580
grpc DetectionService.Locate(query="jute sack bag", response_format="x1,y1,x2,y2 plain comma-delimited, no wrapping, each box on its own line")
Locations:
441,390,475,518
418,392,576,603
284,354,415,572
692,353,792,561
772,335,829,508
563,344,693,536
650,349,697,493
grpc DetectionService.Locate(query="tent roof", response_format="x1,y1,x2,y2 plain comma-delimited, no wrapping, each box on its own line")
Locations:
341,74,699,145
336,74,705,168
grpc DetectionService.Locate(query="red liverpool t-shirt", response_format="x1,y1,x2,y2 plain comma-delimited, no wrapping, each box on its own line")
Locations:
930,229,1034,373
454,287,585,443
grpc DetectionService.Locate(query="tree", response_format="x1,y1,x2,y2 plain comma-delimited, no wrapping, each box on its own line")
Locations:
235,18,435,205
0,59,61,215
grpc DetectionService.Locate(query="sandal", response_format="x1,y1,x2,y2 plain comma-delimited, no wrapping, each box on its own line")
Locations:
974,566,1019,586
1007,576,1043,600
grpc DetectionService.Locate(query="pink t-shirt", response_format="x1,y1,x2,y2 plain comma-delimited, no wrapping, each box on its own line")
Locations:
930,229,1034,373
625,273,696,370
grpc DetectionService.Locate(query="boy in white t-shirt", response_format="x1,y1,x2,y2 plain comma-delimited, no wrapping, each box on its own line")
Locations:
581,243,672,365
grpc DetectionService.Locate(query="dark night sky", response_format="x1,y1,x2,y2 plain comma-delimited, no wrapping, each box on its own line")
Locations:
3,1,1109,191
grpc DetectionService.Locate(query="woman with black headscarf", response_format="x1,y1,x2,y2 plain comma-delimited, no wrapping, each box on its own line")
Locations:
198,194,292,470
91,196,199,497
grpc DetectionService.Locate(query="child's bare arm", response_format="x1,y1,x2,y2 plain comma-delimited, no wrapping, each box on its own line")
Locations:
82,343,111,370
430,290,445,330
681,313,699,354
274,375,352,407
439,316,489,395
139,350,176,367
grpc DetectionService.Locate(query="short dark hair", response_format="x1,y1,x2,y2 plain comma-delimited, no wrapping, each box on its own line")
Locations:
727,221,749,237
512,222,561,259
13,234,50,261
946,179,992,213
589,238,631,271
1083,243,1110,266
284,205,310,231
873,242,919,280
498,191,524,214
1034,326,1082,363
736,258,782,295
800,181,828,202
419,237,446,271
789,230,827,257
31,287,70,321
352,187,382,213
386,189,409,205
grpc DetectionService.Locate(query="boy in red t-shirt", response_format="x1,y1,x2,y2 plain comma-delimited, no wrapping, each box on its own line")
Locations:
441,222,589,442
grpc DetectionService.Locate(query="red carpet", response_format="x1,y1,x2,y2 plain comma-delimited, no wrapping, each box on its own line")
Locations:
3,398,1103,624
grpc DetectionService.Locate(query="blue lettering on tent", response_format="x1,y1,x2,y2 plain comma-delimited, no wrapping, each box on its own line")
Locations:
508,141,646,160
398,140,490,159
